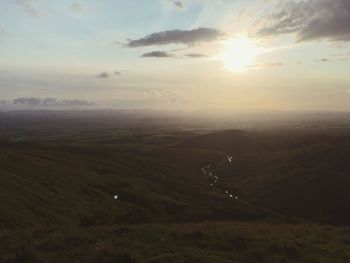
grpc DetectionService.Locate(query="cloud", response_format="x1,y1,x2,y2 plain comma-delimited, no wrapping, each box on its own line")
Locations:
13,97,41,106
15,0,40,17
337,57,350,61
331,52,350,61
147,88,185,105
185,53,208,58
70,1,83,13
149,90,162,96
13,97,95,107
141,51,173,58
114,71,122,76
331,52,349,57
257,0,350,42
315,58,330,62
148,88,182,96
126,28,222,47
173,1,184,9
247,62,284,69
168,0,184,10
0,26,7,36
141,51,209,59
163,88,181,95
96,71,122,78
59,99,95,106
266,62,284,67
95,72,110,79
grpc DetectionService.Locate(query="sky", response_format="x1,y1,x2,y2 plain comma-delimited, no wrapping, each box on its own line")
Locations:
0,0,350,111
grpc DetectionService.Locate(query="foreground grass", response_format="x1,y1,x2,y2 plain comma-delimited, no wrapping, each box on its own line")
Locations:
1,221,349,263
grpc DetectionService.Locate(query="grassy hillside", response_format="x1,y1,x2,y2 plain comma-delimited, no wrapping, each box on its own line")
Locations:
0,140,277,229
1,115,350,262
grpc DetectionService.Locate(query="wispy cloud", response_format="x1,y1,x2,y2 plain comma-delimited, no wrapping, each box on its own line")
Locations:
257,0,350,42
127,28,223,47
330,52,350,61
15,0,40,17
148,88,182,96
0,26,7,37
70,1,83,13
246,62,284,69
114,71,122,76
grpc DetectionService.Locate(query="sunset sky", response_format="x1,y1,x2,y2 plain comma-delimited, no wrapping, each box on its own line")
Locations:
0,0,350,111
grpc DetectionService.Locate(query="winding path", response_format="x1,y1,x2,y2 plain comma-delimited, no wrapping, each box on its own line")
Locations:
201,155,240,200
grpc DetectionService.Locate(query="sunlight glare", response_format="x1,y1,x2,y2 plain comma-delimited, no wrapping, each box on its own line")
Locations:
218,35,264,72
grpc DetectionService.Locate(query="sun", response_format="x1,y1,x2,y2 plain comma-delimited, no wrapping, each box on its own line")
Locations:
217,35,264,72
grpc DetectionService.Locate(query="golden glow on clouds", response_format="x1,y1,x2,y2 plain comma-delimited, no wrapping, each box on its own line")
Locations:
217,35,264,72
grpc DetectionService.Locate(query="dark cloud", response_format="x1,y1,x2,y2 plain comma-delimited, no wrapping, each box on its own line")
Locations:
13,97,95,107
174,1,184,9
141,51,173,58
315,58,330,62
96,72,110,79
169,0,184,9
15,0,40,17
96,71,122,78
127,28,222,47
185,53,208,58
257,0,350,42
141,51,209,59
